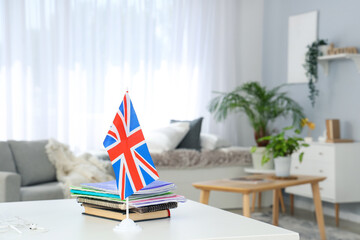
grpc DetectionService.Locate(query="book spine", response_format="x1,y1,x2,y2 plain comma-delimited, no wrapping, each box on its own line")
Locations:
134,202,178,213
83,205,170,222
78,197,177,213
78,197,126,210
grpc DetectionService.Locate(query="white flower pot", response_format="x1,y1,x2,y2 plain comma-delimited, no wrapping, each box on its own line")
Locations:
319,45,329,56
251,147,274,170
274,156,291,177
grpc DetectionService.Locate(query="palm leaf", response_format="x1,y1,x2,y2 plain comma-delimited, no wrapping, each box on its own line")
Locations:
208,82,305,145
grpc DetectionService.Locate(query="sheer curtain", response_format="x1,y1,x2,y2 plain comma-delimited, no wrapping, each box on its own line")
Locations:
0,0,261,152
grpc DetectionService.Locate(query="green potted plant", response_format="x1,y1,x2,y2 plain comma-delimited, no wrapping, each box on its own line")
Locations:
253,126,309,177
303,39,328,107
208,82,305,170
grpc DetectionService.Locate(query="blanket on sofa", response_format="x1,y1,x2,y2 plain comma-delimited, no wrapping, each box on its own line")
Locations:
45,139,114,198
151,147,252,169
95,147,252,169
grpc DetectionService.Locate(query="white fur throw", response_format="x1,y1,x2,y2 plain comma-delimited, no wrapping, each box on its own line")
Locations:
46,139,114,198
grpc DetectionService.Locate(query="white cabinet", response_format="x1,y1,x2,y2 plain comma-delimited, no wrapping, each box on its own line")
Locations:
285,142,360,225
286,142,360,203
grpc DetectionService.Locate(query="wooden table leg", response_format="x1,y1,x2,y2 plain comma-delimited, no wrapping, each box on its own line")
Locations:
258,192,262,209
199,190,210,204
290,194,294,215
272,189,279,226
251,192,256,212
279,189,286,213
335,203,339,227
311,182,326,240
243,193,251,217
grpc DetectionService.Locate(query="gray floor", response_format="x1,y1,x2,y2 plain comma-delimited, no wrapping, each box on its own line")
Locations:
227,208,360,240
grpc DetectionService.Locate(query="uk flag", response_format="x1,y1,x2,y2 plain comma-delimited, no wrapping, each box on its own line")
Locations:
103,92,159,200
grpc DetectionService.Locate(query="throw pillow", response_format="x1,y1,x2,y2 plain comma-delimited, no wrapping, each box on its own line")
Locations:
171,117,203,150
8,140,57,186
0,141,17,172
200,133,230,150
146,122,190,153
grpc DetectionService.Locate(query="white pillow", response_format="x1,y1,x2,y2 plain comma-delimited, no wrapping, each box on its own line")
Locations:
200,133,230,150
146,122,190,153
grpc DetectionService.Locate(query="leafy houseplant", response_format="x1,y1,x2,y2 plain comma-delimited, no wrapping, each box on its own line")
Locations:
208,82,305,147
253,126,309,176
303,39,328,107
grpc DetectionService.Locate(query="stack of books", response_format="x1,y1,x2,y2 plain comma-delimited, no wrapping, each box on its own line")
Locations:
70,180,186,221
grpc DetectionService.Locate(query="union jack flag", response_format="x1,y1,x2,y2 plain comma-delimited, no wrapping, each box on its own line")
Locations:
103,92,159,200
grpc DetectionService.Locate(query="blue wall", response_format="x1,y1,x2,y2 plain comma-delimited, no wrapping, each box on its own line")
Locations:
263,0,360,140
262,0,360,222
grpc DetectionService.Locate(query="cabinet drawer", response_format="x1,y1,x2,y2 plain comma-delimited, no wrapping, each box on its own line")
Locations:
286,185,312,197
319,179,335,199
286,179,335,200
293,145,335,164
289,155,335,200
291,162,334,181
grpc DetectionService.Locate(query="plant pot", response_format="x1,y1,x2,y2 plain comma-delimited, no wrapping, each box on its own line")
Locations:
274,156,291,177
319,45,329,56
251,147,274,170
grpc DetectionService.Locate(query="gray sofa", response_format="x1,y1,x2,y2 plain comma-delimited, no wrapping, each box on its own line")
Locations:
0,140,64,202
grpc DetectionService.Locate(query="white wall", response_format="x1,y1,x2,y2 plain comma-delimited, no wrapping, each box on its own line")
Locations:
237,0,264,146
207,0,264,147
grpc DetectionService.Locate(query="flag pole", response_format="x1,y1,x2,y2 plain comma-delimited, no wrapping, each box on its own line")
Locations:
113,193,141,232
126,197,129,219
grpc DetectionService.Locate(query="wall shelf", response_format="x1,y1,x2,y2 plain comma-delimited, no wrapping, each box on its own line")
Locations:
317,54,360,76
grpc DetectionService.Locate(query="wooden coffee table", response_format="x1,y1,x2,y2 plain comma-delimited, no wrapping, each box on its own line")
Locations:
193,174,327,240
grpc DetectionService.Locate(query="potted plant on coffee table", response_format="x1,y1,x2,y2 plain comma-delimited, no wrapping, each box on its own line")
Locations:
254,126,309,177
208,82,305,170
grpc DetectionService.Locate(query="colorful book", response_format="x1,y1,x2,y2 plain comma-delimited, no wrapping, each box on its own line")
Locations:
77,197,178,213
70,183,186,208
81,180,176,195
71,191,185,208
70,186,174,200
82,204,171,222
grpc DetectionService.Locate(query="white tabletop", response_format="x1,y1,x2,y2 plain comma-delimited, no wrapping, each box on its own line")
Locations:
244,167,275,174
0,199,299,240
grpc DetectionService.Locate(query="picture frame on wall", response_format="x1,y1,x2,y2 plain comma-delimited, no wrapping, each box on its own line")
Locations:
287,11,318,84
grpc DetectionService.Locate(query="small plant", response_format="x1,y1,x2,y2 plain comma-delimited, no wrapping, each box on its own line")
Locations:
303,39,328,107
251,126,309,165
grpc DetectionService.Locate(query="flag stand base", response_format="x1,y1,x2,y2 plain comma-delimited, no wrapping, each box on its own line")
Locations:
113,218,142,232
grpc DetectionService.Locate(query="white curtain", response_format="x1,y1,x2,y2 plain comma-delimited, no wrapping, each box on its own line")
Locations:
0,0,262,152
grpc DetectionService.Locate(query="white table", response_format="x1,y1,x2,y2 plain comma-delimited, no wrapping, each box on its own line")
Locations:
244,168,275,174
0,199,299,240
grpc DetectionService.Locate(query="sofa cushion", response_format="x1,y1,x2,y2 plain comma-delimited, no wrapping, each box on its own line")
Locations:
200,133,230,150
20,181,64,201
171,117,203,151
0,141,17,172
9,140,56,186
146,122,190,153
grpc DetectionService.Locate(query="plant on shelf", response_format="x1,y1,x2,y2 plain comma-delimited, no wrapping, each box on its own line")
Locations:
303,39,328,107
208,82,305,147
253,126,309,176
